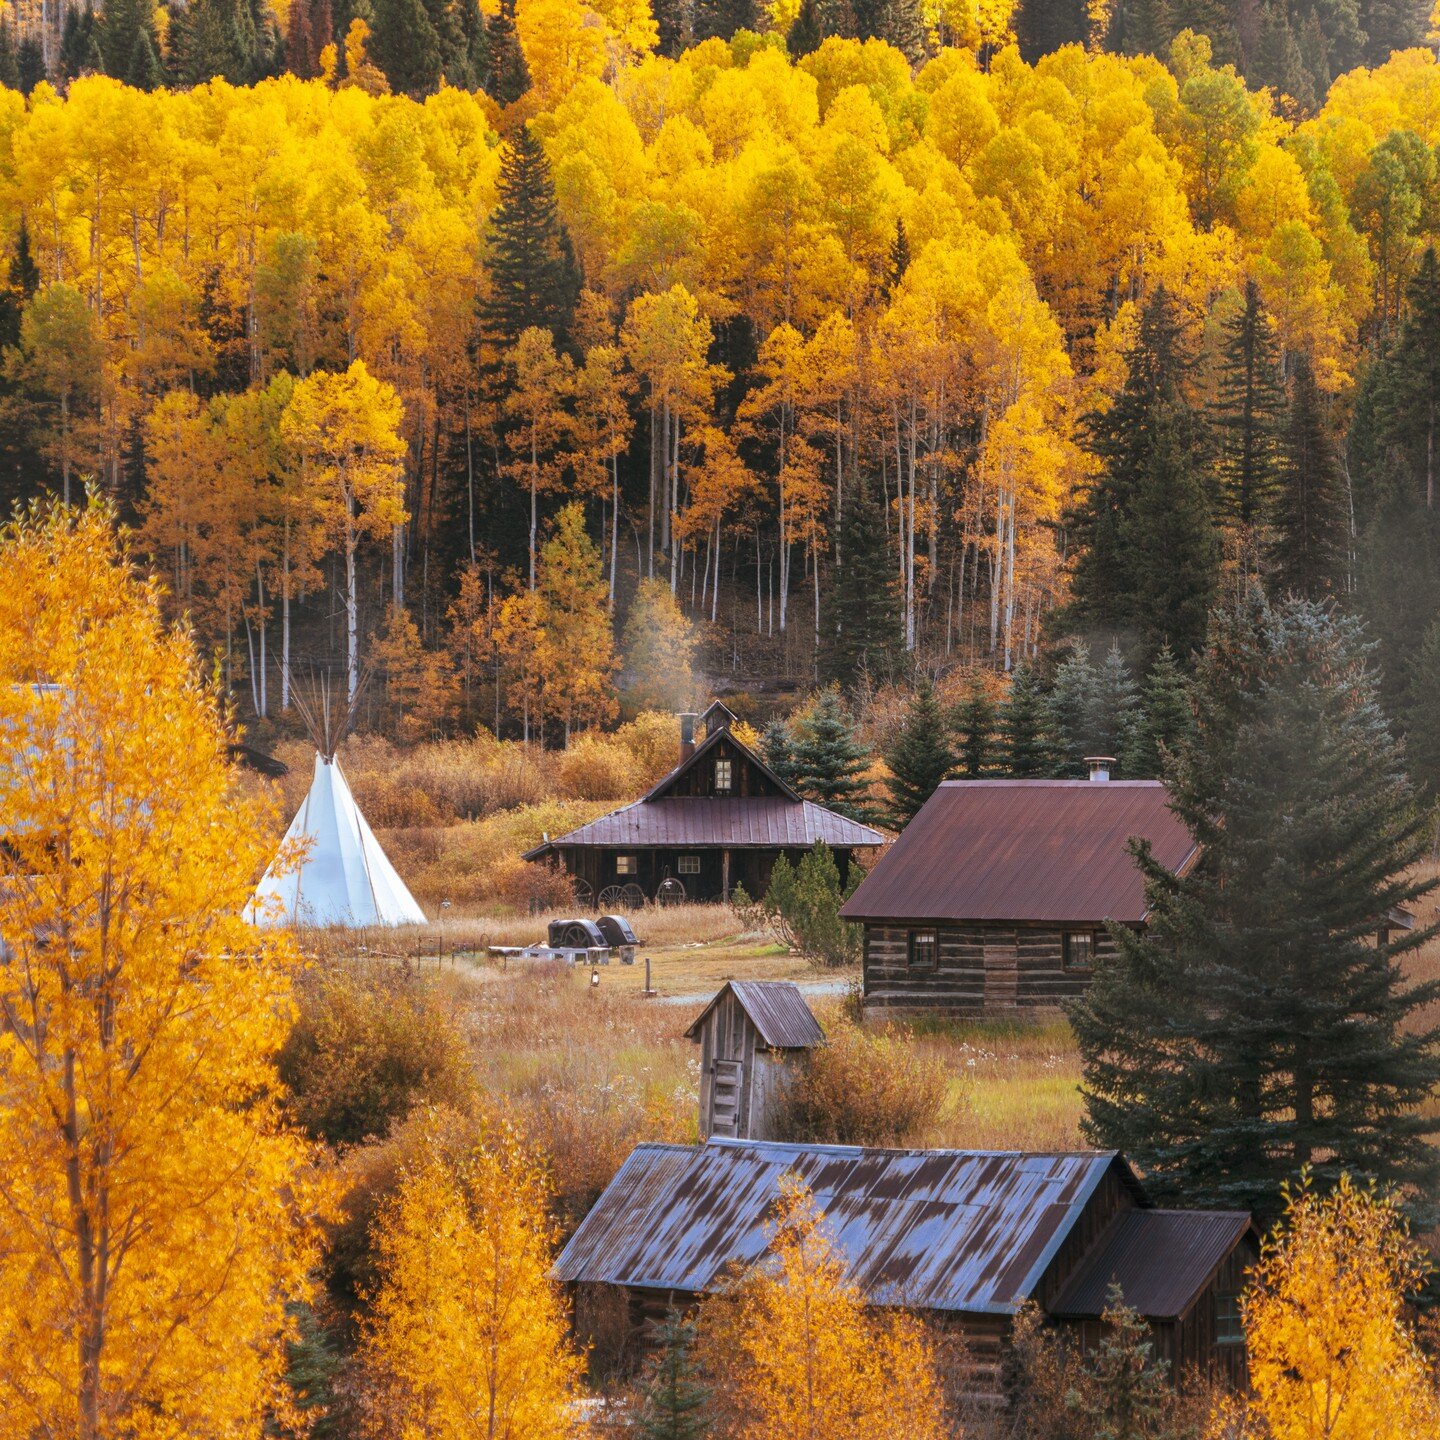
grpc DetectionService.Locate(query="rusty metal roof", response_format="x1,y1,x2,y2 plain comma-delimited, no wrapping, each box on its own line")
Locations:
684,981,825,1049
839,780,1196,925
554,1139,1141,1314
523,797,884,857
1048,1209,1256,1321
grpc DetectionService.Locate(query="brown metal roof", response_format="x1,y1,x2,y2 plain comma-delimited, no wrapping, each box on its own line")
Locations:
554,1139,1140,1314
1048,1209,1255,1321
839,780,1196,924
524,797,884,857
684,980,825,1049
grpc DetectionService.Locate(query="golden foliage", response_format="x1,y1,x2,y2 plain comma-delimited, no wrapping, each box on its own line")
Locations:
0,502,325,1440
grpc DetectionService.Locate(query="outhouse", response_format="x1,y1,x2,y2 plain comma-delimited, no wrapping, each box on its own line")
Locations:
684,980,823,1140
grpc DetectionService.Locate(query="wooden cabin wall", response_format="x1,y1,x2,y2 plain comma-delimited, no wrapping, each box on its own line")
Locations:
556,847,856,906
862,923,1124,1016
1033,1168,1140,1310
662,738,786,799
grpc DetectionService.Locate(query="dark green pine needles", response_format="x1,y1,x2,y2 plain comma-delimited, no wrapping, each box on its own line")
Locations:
884,676,954,825
634,1312,710,1440
1070,594,1440,1223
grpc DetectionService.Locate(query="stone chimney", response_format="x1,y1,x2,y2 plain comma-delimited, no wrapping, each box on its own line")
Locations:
1086,756,1115,782
679,712,699,763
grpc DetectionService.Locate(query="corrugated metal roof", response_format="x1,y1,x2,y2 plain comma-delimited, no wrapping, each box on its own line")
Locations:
1048,1209,1255,1320
839,780,1196,924
684,980,825,1049
554,1139,1136,1314
525,797,885,856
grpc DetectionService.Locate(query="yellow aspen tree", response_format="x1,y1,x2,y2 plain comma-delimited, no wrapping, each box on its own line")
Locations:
570,341,636,605
281,360,407,704
360,1119,583,1440
1243,1174,1440,1440
494,586,546,743
698,1176,949,1440
504,327,575,592
621,576,697,714
0,501,325,1440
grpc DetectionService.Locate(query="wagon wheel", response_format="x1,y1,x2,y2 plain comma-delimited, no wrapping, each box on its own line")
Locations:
620,882,646,909
572,878,594,908
598,885,627,908
656,877,686,907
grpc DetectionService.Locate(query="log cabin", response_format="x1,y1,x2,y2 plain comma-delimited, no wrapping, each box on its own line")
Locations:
556,1138,1258,1397
523,705,884,906
838,765,1198,1017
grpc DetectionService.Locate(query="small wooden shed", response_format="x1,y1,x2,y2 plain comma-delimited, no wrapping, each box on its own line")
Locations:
685,980,824,1140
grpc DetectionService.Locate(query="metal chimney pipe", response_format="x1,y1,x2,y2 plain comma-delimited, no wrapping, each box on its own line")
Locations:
679,712,699,762
1085,756,1115,782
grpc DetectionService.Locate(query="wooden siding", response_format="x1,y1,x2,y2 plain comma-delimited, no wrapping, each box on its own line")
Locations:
661,736,785,799
862,921,1125,1015
558,844,857,905
1034,1167,1138,1310
693,988,794,1140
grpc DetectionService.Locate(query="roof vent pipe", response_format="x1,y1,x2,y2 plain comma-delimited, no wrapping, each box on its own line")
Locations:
1086,756,1115,782
679,712,699,763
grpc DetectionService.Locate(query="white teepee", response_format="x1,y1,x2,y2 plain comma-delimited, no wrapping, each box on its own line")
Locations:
249,753,426,928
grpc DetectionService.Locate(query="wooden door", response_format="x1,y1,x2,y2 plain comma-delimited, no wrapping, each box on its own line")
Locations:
983,943,1019,1010
710,1060,744,1137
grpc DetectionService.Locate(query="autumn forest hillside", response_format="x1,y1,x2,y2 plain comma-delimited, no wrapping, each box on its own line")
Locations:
3,5,1440,754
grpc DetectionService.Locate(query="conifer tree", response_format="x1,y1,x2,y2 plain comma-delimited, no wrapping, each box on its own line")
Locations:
1047,642,1099,777
368,0,441,92
1371,246,1440,512
1402,617,1440,805
1118,645,1192,779
791,689,873,821
59,6,98,80
786,0,821,56
0,22,18,90
1067,286,1218,664
100,0,162,82
1272,353,1349,600
998,662,1051,777
693,0,756,40
762,718,801,790
883,218,910,298
483,0,529,104
885,678,954,825
480,125,579,352
954,679,996,778
1214,278,1285,528
16,36,44,91
820,473,902,687
124,25,164,87
1071,595,1440,1221
1092,642,1140,765
636,1312,710,1440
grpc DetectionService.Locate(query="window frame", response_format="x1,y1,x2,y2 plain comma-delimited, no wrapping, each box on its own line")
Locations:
678,854,701,876
615,855,638,876
1062,929,1097,973
1214,1292,1243,1346
907,928,939,970
714,758,733,794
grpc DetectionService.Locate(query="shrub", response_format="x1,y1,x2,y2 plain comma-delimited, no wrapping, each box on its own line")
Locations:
555,730,645,800
763,842,863,968
772,1013,949,1146
278,961,478,1147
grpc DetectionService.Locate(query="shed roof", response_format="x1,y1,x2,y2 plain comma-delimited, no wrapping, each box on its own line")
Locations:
523,796,884,857
554,1139,1144,1314
684,980,825,1050
1048,1209,1256,1321
839,780,1196,925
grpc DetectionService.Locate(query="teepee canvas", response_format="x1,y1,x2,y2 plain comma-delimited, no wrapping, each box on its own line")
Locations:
249,753,427,928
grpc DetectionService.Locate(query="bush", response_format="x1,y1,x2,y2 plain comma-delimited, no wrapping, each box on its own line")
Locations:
772,1013,950,1146
555,730,645,800
763,842,863,968
278,961,478,1147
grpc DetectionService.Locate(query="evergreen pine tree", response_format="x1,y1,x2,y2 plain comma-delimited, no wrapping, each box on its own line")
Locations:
1373,247,1440,512
479,124,579,350
954,679,996,778
693,0,757,41
1403,617,1440,805
368,0,442,92
483,0,529,104
885,677,955,825
0,221,41,512
1214,278,1285,528
125,27,164,88
634,1312,710,1440
16,36,44,91
791,689,873,821
451,0,487,88
1047,642,1100,777
820,473,903,687
786,0,821,56
1272,353,1349,600
1066,286,1218,664
882,218,910,298
998,662,1052,777
100,0,161,81
59,6,97,79
1118,644,1193,779
1070,595,1440,1221
1091,642,1140,765
762,718,800,790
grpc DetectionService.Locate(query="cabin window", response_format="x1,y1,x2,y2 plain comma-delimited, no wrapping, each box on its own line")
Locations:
1062,930,1096,972
678,855,701,875
908,929,938,970
616,855,638,876
714,759,733,793
1215,1292,1243,1345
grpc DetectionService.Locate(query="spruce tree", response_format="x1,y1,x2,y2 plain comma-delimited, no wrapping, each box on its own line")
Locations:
368,0,441,92
998,662,1052,777
479,124,579,350
1091,642,1140,765
1403,617,1440,805
1118,644,1192,779
1047,642,1100,777
883,218,910,298
820,473,902,687
885,677,954,825
635,1312,710,1440
0,23,15,89
762,718,800,790
1071,595,1440,1222
1272,353,1349,600
125,27,164,88
483,0,529,104
59,6,97,80
791,689,873,821
16,36,44,91
100,0,162,81
786,0,821,56
1214,278,1285,528
954,679,996,778
1066,286,1218,664
693,0,757,41
1373,247,1440,512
